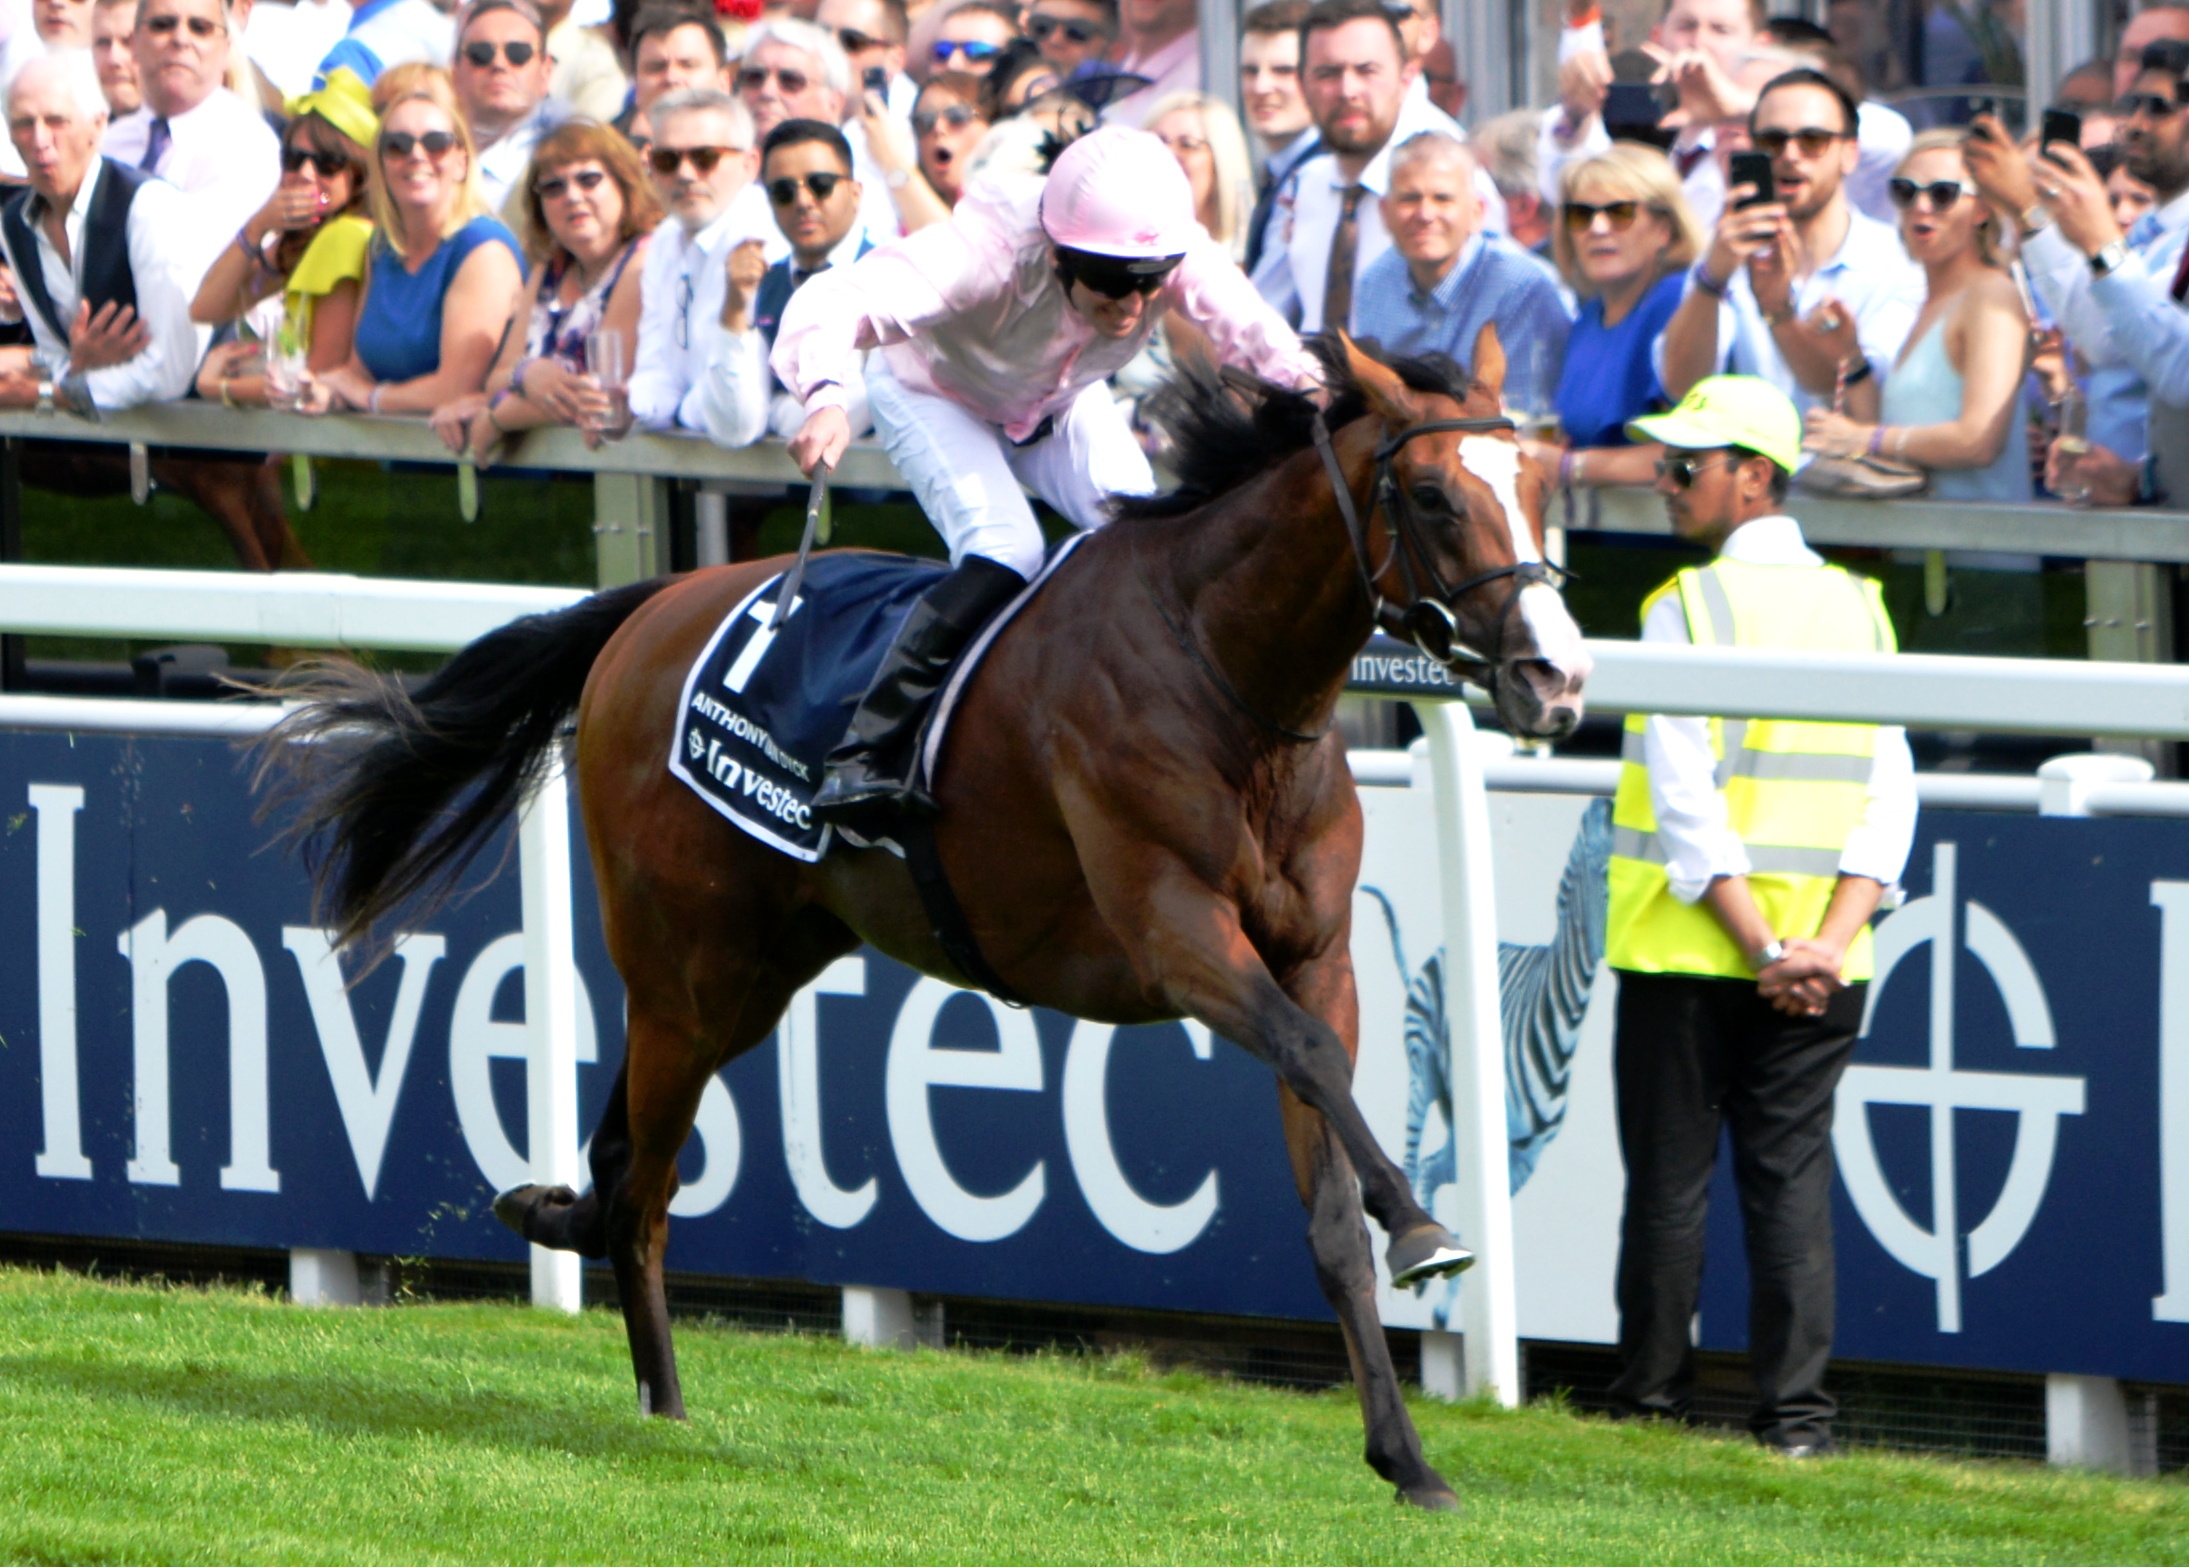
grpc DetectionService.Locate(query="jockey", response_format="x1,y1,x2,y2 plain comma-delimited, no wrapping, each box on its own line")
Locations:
774,124,1321,833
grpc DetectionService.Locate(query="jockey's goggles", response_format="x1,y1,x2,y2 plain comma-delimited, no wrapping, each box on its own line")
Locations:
1056,247,1183,299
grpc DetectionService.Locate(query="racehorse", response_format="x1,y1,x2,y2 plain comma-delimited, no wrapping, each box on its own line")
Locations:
264,331,1590,1511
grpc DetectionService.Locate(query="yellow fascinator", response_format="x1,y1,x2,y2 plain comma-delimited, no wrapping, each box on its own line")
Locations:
284,66,378,150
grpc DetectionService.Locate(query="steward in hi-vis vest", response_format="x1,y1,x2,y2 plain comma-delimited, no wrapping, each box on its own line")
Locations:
1602,376,1917,1459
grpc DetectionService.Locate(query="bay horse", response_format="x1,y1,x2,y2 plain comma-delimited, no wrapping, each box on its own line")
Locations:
267,332,1590,1510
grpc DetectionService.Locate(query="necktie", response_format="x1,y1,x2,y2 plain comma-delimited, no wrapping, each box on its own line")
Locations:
139,116,170,173
1323,184,1363,334
1674,143,1709,179
791,262,829,291
2168,234,2189,303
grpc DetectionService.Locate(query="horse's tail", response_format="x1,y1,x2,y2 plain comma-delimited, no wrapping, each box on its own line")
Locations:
256,577,675,947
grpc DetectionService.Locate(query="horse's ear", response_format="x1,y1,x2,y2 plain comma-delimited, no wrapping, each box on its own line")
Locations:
1337,332,1422,425
1470,321,1506,404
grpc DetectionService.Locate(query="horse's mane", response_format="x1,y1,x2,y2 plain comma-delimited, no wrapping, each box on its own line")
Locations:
1113,334,1477,523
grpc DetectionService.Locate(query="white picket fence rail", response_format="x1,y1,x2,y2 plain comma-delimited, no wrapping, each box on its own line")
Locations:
7,562,2189,1404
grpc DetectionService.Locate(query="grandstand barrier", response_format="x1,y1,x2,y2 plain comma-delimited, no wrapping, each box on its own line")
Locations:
0,408,2177,667
6,552,2189,1466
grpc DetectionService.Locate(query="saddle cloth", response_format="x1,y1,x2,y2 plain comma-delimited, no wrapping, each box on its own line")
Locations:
668,537,1089,862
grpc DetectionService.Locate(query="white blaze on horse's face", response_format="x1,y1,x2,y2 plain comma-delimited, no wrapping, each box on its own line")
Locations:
1456,435,1591,734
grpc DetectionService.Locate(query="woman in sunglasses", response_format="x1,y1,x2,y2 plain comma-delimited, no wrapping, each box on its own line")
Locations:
296,67,526,422
1802,129,2030,502
774,124,1319,831
442,119,662,459
913,71,990,207
191,70,378,406
1531,143,1703,488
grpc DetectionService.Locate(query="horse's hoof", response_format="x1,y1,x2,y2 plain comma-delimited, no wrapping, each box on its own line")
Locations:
493,1183,574,1238
1388,1224,1475,1290
1397,1483,1463,1513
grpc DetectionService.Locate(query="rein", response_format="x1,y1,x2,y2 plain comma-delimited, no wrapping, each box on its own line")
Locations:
1310,411,1570,678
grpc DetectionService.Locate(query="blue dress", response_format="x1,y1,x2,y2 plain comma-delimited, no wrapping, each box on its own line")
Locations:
1553,270,1684,448
353,214,523,385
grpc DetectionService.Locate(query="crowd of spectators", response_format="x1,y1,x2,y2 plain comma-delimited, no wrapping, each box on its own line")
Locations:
0,0,2178,553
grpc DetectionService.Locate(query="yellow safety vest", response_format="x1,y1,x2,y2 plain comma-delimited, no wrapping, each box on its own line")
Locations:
1606,555,1897,982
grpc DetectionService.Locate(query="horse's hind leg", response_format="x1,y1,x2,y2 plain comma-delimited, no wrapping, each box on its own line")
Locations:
495,1066,630,1259
1283,1090,1459,1511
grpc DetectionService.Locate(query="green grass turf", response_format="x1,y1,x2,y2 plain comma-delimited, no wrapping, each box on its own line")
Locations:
0,1269,2183,1566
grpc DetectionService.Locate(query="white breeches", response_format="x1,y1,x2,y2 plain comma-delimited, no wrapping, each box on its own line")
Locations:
866,357,1156,581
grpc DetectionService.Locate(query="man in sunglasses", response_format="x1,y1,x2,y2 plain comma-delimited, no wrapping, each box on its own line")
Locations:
452,0,555,213
1024,0,1113,78
100,0,278,287
774,125,1317,832
696,117,872,448
817,0,914,120
629,87,779,430
1609,374,1913,1460
1658,67,1919,414
1972,40,2189,507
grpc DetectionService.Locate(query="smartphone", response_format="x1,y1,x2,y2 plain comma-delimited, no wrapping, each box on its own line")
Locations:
2042,107,2082,150
1729,150,1776,207
862,64,888,95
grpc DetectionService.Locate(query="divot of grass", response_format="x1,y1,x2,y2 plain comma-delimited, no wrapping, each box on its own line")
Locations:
0,1266,2183,1566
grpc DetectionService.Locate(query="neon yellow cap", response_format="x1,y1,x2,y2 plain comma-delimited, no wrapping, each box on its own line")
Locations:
1627,374,1802,473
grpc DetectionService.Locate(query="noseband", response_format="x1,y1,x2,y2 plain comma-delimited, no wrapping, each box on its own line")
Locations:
1310,411,1571,679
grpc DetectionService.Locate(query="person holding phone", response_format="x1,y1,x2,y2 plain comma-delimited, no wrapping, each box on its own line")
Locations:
1966,39,2189,506
1657,67,1920,415
774,126,1318,832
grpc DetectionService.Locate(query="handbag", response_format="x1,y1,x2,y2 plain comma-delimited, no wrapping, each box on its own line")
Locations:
1795,452,1930,499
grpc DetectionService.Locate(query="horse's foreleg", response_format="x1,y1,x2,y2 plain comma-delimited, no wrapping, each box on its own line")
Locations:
1076,849,1457,1278
1283,1089,1459,1510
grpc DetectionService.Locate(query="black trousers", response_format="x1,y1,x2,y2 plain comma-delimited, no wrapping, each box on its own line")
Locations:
1608,970,1865,1448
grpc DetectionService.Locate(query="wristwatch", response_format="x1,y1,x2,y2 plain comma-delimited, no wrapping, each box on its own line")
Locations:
1752,939,1786,970
2089,239,2130,278
34,378,52,415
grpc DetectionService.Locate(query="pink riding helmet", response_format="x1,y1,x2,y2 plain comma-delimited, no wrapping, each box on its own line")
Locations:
1038,125,1198,259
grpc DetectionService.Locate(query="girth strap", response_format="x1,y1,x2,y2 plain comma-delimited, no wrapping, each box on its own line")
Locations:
898,817,1031,1008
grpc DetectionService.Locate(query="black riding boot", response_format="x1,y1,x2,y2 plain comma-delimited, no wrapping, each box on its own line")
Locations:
811,555,1026,835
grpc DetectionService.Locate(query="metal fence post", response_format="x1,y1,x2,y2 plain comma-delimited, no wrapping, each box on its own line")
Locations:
593,471,672,588
519,760,584,1313
1415,699,1520,1406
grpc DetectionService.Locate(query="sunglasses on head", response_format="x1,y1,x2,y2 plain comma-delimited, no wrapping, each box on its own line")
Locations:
462,37,537,67
932,38,1003,65
143,12,225,37
913,102,981,136
1058,246,1181,299
767,171,846,205
738,64,809,94
1887,176,1974,209
535,167,608,200
648,143,734,176
1655,451,1736,488
1752,126,1850,157
282,146,352,177
382,128,460,159
1026,14,1107,43
2123,90,2186,118
1562,198,1654,232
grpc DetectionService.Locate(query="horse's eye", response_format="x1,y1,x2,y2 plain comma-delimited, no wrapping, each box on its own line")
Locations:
1410,482,1451,514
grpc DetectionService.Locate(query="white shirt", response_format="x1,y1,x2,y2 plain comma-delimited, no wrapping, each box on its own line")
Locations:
1252,92,1507,333
2025,187,2189,382
247,0,353,98
628,183,787,430
0,165,204,409
475,105,554,213
843,117,905,247
695,227,874,449
103,89,280,290
1657,204,1921,416
1639,514,1917,904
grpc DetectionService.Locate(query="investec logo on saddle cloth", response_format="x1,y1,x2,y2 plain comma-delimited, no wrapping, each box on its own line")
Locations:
669,554,947,860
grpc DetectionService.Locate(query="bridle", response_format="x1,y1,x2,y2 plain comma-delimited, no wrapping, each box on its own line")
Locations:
1310,410,1571,679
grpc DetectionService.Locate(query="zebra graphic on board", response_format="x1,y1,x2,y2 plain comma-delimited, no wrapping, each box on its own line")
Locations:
1361,798,1613,1329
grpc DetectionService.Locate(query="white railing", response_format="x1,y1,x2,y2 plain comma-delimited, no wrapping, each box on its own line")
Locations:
8,561,2189,1402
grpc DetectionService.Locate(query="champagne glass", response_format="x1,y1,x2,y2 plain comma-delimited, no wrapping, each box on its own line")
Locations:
265,325,307,412
584,328,627,434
